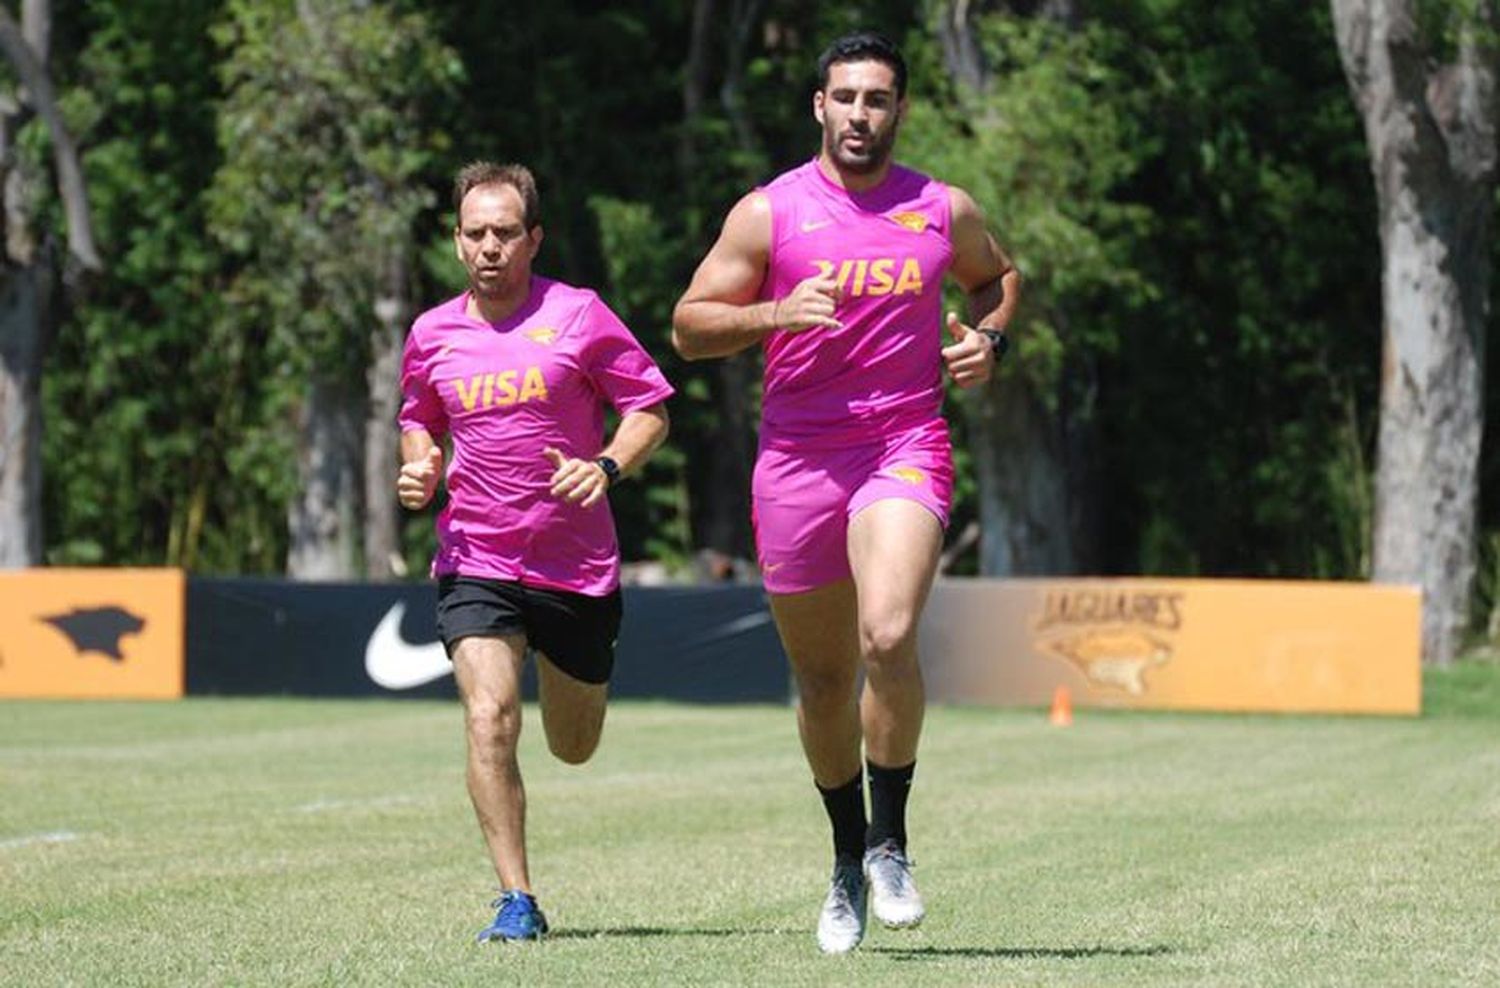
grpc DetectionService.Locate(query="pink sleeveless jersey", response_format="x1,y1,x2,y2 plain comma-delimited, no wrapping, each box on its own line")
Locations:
759,159,953,449
398,277,673,595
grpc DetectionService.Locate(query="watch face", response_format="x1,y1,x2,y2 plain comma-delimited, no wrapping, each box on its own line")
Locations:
985,330,1009,359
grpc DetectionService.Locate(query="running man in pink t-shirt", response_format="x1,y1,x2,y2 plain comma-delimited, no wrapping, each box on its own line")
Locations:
672,33,1020,954
398,162,672,943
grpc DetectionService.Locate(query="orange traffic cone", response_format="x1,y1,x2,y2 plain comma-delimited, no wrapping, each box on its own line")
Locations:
1049,686,1073,727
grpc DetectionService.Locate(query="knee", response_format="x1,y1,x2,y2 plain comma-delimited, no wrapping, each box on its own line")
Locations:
466,696,521,755
860,613,918,673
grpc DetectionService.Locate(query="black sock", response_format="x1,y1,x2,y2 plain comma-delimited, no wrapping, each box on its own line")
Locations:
866,759,915,850
816,770,867,864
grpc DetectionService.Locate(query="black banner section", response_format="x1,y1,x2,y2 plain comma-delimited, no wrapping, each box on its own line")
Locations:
186,579,788,702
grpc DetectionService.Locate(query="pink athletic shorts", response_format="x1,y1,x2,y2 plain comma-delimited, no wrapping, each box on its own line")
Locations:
752,419,953,595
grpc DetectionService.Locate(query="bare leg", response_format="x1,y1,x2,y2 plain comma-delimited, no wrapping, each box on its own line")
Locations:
535,651,608,765
769,579,862,787
451,635,531,892
847,498,942,768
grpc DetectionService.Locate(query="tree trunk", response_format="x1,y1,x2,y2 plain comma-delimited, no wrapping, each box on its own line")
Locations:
678,0,757,560
0,0,96,568
970,354,1100,574
287,374,364,579
0,267,44,565
363,255,407,580
1332,0,1495,664
938,0,1101,577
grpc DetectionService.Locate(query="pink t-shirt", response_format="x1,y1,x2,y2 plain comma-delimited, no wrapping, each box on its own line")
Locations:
399,277,673,594
759,160,954,449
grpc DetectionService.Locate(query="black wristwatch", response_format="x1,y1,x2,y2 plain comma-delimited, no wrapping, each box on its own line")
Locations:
595,456,621,487
980,328,1010,361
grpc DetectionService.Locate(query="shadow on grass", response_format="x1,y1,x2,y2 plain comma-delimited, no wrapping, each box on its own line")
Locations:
871,944,1174,961
547,926,794,941
544,929,1172,959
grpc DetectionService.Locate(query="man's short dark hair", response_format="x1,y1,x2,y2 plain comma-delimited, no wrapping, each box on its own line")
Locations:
817,31,907,99
452,161,540,230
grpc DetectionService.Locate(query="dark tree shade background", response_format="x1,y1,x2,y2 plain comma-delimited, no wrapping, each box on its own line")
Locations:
8,0,1497,648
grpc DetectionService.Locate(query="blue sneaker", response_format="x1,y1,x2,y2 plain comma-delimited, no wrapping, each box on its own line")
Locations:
477,890,550,943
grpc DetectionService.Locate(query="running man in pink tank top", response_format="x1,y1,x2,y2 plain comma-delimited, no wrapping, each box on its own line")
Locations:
672,33,1020,954
399,162,672,943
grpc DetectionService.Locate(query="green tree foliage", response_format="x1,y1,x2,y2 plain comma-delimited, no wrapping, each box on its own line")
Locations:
206,0,460,573
1100,1,1383,578
904,17,1155,384
24,0,1492,627
209,0,459,374
41,0,229,567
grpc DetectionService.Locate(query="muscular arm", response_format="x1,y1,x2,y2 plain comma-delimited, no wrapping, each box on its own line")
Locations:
948,185,1021,332
671,193,778,360
938,186,1022,388
672,192,841,360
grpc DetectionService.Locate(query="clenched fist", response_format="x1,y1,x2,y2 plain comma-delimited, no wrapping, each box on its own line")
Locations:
397,447,443,509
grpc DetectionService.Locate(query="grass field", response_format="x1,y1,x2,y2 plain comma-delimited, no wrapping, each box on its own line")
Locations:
3,663,1498,987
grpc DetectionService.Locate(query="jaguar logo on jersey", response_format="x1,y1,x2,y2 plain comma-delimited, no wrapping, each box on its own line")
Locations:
450,366,549,411
1032,587,1183,696
888,211,929,233
524,326,558,345
887,466,926,485
810,258,924,297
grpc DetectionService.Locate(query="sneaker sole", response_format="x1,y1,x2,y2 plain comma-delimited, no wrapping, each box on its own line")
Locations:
478,930,546,943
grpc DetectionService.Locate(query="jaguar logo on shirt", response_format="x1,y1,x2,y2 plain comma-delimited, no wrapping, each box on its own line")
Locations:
450,366,549,411
810,257,924,297
888,211,929,233
524,326,558,345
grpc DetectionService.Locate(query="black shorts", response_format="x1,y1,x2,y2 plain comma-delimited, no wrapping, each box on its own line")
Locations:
435,575,621,685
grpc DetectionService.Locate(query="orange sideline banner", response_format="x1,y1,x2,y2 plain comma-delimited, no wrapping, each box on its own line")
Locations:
0,568,184,699
919,578,1421,715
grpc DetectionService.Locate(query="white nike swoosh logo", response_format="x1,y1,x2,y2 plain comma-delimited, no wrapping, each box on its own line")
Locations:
364,601,452,690
800,219,833,233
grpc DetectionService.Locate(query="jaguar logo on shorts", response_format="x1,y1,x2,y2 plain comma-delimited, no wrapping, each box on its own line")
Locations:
887,466,927,485
524,326,558,345
888,211,929,233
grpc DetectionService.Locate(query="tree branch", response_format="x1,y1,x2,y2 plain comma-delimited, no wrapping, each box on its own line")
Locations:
0,7,100,270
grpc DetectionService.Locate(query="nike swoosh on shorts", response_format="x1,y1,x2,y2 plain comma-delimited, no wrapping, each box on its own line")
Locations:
364,601,452,690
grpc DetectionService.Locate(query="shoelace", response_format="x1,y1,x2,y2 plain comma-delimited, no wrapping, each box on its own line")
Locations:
490,891,531,918
867,849,917,895
868,844,916,869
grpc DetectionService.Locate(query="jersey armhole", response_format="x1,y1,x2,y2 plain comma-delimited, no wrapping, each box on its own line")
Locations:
759,187,780,301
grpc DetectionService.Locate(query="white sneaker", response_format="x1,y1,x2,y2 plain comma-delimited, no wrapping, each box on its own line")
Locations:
863,840,925,929
816,860,867,954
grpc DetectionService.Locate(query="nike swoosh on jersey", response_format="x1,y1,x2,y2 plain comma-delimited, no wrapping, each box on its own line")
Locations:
364,601,452,690
800,219,833,233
